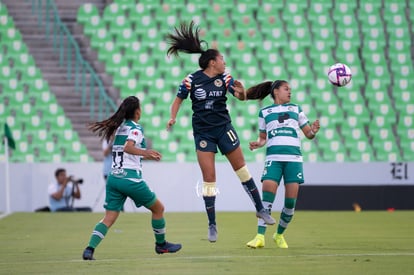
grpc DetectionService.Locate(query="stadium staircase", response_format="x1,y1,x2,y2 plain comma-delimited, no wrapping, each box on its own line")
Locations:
1,0,113,161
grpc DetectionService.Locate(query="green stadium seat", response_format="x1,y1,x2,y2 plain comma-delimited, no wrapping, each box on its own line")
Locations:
399,125,413,160
256,40,277,65
77,3,99,25
0,12,14,29
119,78,147,99
348,149,374,162
90,27,111,50
210,0,234,13
185,0,209,11
335,1,358,14
370,103,396,124
339,90,366,115
301,138,318,156
394,90,411,106
0,2,9,16
303,152,320,163
209,14,238,50
108,15,131,38
14,53,36,75
130,13,157,38
82,14,103,37
112,65,132,89
373,140,401,162
114,0,136,10
97,41,119,63
104,52,126,74
123,41,146,64
399,103,414,118
322,146,347,162
383,1,409,27
103,3,124,25
154,5,178,28
128,2,151,24
316,129,336,156
257,3,284,38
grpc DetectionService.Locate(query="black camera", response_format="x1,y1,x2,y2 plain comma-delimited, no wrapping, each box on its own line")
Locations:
74,179,84,184
69,176,83,184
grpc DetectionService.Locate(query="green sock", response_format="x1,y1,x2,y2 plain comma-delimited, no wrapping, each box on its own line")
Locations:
277,198,297,234
152,218,166,245
88,222,108,249
258,191,276,235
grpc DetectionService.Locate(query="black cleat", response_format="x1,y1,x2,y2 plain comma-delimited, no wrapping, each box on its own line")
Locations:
82,247,95,260
155,241,182,254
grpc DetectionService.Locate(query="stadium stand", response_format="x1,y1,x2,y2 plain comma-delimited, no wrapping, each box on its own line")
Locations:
0,1,91,162
1,0,413,162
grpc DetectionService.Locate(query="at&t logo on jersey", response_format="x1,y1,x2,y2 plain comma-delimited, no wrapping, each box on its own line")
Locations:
208,90,223,96
195,88,206,100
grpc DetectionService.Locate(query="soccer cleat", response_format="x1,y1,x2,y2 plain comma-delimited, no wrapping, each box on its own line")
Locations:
208,224,218,242
246,234,265,248
256,209,276,225
155,241,182,254
273,233,288,248
82,247,95,260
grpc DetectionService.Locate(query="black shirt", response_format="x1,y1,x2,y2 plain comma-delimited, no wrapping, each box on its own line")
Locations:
177,70,236,132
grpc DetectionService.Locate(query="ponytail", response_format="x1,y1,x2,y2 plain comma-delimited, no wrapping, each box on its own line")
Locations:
167,21,220,70
246,80,288,100
167,21,205,56
88,96,140,141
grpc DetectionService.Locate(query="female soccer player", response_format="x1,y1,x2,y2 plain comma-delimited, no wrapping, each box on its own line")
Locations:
165,21,275,242
237,80,320,249
82,96,181,260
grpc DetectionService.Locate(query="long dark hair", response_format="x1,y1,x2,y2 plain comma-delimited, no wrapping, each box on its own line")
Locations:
167,21,219,70
246,80,288,100
88,96,140,141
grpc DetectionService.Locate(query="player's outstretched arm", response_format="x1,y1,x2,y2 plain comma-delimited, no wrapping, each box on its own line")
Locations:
167,97,184,131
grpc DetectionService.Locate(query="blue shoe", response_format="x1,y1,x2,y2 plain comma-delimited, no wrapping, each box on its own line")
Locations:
256,208,276,225
82,247,95,260
208,224,218,242
155,241,182,254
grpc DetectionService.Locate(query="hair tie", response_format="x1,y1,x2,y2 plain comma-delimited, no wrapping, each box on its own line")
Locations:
269,80,280,93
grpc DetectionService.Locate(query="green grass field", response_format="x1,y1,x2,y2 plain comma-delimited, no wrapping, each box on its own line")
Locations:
0,211,413,274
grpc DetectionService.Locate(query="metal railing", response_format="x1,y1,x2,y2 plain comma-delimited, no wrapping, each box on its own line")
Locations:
30,0,116,120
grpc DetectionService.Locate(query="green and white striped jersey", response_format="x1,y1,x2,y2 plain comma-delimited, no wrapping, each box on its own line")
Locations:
112,120,146,173
258,103,309,162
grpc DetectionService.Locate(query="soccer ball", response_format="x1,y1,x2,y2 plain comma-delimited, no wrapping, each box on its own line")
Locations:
327,63,352,87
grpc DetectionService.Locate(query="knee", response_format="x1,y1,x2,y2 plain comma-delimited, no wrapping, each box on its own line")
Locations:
235,165,252,182
203,181,217,196
102,216,116,228
151,201,164,215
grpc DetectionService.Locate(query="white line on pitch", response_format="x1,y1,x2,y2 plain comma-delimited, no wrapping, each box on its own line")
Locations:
1,252,413,265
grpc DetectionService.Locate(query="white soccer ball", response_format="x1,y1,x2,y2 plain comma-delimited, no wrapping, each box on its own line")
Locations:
327,63,352,87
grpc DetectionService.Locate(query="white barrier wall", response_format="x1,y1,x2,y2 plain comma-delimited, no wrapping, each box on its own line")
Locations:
0,162,413,212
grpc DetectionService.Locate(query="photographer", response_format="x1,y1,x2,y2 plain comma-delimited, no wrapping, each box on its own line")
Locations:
48,168,84,212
